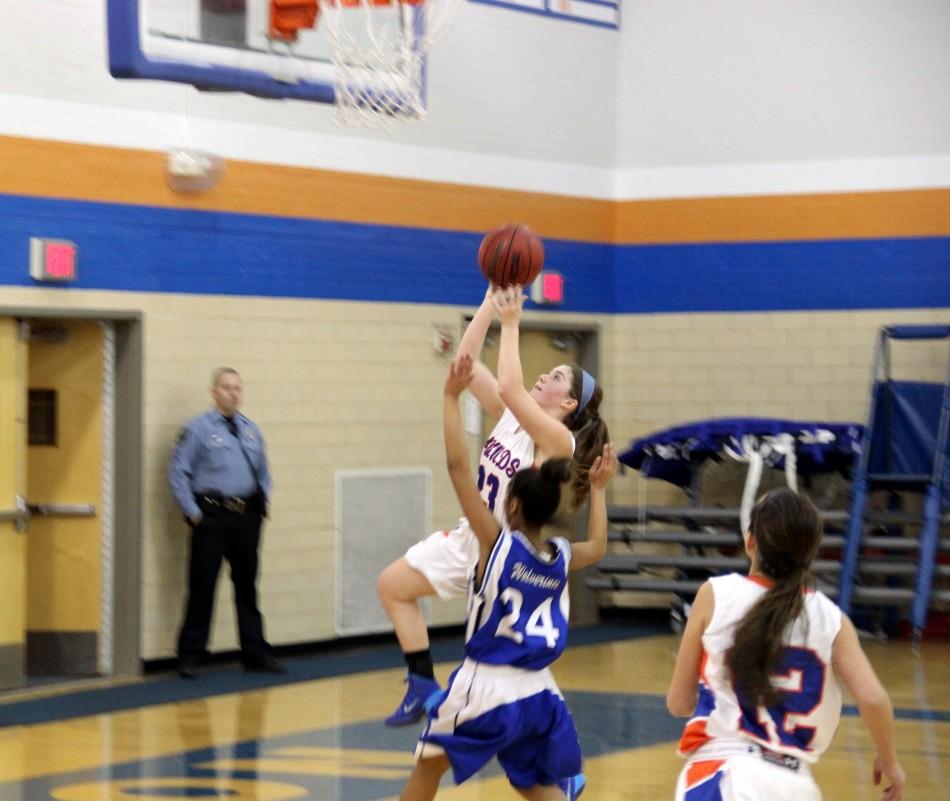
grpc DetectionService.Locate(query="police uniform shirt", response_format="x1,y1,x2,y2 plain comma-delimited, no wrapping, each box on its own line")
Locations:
169,409,272,520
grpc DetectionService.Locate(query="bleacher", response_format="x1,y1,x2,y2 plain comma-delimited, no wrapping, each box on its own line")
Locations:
589,347,950,636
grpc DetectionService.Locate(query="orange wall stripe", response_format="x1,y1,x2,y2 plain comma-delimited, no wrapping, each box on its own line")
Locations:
1,135,947,243
614,190,950,243
0,135,613,242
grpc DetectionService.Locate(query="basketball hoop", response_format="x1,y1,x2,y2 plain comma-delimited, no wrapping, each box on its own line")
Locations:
319,0,460,126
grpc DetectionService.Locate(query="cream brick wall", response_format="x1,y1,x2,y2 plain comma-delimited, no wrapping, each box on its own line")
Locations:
2,286,947,657
142,294,486,658
0,287,602,657
607,308,950,510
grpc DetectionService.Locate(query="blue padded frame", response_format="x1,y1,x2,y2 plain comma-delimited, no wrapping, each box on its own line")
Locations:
838,325,950,633
106,0,426,105
468,0,620,30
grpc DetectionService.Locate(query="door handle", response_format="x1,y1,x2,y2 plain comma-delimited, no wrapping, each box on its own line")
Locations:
26,503,96,517
1,496,30,531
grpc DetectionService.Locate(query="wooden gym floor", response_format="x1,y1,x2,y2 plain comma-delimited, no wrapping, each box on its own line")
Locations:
0,623,947,801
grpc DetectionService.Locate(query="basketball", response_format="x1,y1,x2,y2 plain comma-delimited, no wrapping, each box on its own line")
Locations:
477,223,545,288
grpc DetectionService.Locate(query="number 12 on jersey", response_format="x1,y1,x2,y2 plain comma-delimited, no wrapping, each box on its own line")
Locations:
737,646,824,750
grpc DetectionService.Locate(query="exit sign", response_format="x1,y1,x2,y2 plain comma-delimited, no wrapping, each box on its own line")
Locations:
30,238,78,283
530,271,564,306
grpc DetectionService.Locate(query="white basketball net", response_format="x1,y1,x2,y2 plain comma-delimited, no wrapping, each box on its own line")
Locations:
320,0,460,126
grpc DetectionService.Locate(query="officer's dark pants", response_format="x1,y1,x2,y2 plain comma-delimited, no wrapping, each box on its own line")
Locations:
176,504,270,665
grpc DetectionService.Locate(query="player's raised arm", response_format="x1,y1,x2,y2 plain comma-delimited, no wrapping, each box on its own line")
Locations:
570,443,618,571
454,285,505,420
491,286,574,459
443,354,500,551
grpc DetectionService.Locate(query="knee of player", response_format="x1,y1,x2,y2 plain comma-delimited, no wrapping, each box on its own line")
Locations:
377,561,407,601
376,567,394,600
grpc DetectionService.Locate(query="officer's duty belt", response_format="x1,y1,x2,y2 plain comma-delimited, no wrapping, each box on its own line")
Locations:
196,493,252,514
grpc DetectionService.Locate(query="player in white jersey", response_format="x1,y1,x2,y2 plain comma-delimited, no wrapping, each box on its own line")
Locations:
377,285,609,726
667,488,905,801
396,353,617,801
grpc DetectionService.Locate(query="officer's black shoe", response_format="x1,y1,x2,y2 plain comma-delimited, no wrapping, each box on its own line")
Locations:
244,655,286,674
177,658,198,679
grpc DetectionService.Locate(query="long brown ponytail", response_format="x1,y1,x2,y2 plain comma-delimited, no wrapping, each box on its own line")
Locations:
565,363,610,509
725,488,822,707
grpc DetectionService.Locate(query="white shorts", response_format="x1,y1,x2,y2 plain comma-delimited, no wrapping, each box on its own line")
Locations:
675,744,821,801
404,520,479,600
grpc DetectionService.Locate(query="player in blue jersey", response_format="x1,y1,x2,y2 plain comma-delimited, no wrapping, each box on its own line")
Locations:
378,284,609,727
397,353,618,801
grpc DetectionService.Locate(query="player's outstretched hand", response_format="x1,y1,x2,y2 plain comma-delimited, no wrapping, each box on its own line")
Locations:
446,352,475,397
490,285,525,325
873,756,905,801
589,443,618,490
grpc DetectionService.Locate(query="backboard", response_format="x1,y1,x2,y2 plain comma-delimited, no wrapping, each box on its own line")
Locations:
106,0,427,106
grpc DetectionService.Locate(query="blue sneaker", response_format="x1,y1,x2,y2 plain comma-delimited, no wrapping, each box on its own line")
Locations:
385,673,442,727
557,773,586,800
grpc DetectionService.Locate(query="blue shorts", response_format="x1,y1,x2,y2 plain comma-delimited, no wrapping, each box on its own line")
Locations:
416,659,582,788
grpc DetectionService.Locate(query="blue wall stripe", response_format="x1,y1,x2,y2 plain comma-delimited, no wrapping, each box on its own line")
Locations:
614,238,950,313
1,194,948,313
0,194,612,310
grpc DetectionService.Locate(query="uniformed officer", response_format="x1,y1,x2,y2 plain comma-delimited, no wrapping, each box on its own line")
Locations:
169,367,284,678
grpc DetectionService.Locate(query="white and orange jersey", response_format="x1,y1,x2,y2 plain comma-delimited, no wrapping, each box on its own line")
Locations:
477,408,574,529
678,573,843,764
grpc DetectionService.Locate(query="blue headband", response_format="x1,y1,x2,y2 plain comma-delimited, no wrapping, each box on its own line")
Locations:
577,369,596,416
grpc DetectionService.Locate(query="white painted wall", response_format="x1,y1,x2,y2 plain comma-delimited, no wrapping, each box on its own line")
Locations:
1,1,948,197
614,0,950,196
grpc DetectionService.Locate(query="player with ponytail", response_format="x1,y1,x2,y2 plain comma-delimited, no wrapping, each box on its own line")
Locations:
563,363,609,511
398,354,617,801
667,488,904,801
726,489,823,708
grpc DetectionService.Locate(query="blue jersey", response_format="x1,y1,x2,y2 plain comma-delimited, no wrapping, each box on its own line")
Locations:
464,531,571,670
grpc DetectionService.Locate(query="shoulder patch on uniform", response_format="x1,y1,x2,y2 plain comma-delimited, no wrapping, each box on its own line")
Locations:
176,427,189,445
